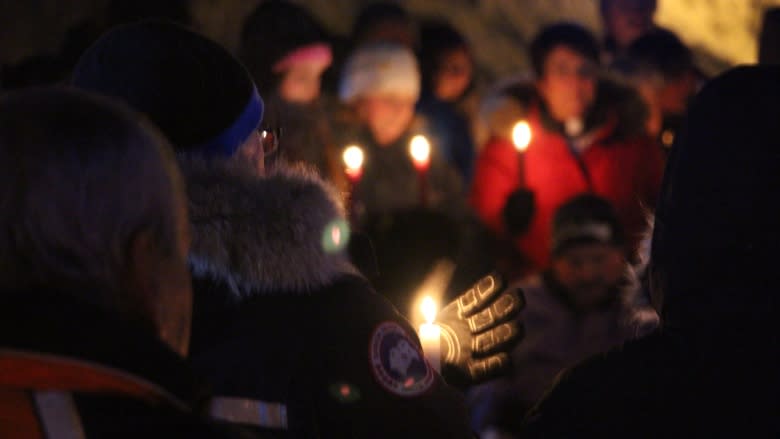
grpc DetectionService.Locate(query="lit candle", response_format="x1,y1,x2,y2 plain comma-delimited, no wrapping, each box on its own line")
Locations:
418,296,441,373
409,135,431,170
512,120,532,152
661,129,675,149
512,120,532,186
409,135,431,206
342,145,364,224
342,145,365,182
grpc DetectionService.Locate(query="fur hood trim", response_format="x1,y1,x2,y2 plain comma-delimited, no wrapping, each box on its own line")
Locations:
181,158,358,297
481,76,648,143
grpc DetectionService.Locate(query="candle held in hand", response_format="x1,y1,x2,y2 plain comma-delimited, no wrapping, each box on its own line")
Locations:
512,120,532,152
409,135,431,171
418,296,441,373
409,135,431,206
342,145,364,181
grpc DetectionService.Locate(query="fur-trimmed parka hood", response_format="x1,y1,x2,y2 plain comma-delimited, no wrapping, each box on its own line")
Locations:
480,76,649,144
180,158,358,298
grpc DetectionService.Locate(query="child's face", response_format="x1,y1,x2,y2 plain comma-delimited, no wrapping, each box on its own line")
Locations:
433,48,473,102
537,45,597,123
356,95,416,146
552,243,625,309
278,62,328,104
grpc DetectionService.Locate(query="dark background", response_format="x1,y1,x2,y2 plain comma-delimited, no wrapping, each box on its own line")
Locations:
0,0,771,82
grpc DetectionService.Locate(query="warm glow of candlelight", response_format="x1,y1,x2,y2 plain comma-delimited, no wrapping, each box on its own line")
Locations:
409,135,431,168
421,296,437,324
418,296,441,372
512,120,532,152
343,145,364,171
418,295,441,372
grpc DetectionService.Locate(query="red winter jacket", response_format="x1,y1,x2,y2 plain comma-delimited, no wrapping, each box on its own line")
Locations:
471,104,663,271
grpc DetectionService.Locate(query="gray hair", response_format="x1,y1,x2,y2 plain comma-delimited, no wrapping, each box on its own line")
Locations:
0,88,185,318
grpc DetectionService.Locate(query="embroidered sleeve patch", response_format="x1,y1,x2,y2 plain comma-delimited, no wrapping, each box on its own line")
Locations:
369,321,434,397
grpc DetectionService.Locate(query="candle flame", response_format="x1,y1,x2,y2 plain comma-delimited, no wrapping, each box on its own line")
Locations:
512,120,532,152
421,296,437,324
409,135,431,165
661,129,675,148
343,145,364,171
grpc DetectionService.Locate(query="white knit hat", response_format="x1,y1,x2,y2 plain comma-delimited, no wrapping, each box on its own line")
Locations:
338,43,420,103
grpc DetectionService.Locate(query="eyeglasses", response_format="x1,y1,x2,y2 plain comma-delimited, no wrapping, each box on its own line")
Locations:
259,126,282,155
258,126,283,166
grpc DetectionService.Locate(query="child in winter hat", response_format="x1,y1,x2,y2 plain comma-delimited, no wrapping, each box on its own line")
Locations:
239,0,332,104
339,42,420,146
551,194,625,257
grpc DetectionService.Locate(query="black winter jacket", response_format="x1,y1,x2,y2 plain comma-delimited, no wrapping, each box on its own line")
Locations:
183,161,473,438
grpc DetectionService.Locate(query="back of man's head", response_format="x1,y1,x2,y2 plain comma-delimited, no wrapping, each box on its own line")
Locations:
0,87,191,354
650,65,780,335
72,20,263,162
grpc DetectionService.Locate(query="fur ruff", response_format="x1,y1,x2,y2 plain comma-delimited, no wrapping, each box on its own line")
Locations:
180,158,358,297
481,76,648,143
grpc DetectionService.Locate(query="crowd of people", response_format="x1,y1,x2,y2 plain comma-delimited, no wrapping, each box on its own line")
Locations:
0,0,777,437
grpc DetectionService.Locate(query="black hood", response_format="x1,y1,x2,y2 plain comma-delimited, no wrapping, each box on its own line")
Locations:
651,65,780,338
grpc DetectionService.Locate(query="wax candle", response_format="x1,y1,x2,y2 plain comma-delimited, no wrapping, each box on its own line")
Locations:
342,144,364,182
418,296,441,373
512,120,532,186
409,135,431,206
512,120,532,152
342,145,364,223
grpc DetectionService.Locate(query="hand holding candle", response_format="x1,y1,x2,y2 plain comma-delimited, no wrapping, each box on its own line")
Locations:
418,296,441,373
435,273,526,386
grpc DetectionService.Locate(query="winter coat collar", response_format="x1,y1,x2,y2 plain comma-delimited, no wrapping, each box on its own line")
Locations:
491,77,648,145
181,158,359,298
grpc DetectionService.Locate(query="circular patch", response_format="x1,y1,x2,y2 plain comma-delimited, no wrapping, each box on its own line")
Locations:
369,321,434,397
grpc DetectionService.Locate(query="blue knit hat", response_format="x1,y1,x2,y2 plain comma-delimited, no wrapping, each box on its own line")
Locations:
72,19,263,159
